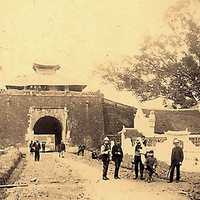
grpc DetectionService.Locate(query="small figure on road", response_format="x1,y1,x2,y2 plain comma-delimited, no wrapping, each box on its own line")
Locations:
33,140,41,161
100,137,111,180
29,140,34,155
58,140,66,158
144,150,158,183
91,150,98,159
77,144,86,156
168,139,184,183
112,140,123,179
133,137,146,180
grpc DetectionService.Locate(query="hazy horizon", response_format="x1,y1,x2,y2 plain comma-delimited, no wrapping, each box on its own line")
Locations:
0,0,176,106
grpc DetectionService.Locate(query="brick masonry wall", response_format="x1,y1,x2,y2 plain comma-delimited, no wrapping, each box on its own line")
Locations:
0,93,136,148
0,93,104,148
103,99,136,136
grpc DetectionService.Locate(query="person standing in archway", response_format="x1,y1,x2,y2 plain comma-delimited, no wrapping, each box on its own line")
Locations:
34,140,41,161
42,142,46,152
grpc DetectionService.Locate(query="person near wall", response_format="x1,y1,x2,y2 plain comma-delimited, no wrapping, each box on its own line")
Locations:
168,139,184,183
133,137,146,180
77,144,86,156
100,137,112,180
91,150,98,159
112,140,123,179
58,140,66,158
33,140,41,161
144,150,158,183
29,140,34,156
142,136,147,147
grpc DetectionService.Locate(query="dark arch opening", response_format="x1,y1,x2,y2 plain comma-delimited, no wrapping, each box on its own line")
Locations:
33,116,62,149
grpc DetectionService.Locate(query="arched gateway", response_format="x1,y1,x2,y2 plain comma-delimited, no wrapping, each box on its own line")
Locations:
3,64,106,149
33,116,62,148
26,106,70,151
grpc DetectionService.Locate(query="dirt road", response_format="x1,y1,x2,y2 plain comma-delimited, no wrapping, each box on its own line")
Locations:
5,152,188,200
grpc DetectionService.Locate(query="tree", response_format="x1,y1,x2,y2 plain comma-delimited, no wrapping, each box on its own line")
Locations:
96,0,200,108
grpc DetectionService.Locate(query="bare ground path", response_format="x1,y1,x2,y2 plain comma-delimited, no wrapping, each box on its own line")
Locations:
5,152,188,200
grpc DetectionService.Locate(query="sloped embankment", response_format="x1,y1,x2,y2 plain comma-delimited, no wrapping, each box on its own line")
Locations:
0,147,22,198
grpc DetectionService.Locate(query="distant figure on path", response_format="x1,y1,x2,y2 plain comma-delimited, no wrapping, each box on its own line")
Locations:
91,150,98,159
42,142,46,152
133,137,146,180
168,139,184,183
100,137,111,180
77,144,86,156
112,140,123,179
58,141,66,158
29,140,34,155
33,140,41,161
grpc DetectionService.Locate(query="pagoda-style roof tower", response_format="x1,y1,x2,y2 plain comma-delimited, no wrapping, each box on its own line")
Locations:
33,63,61,75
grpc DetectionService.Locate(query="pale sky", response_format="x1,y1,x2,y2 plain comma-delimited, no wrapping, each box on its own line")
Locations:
0,0,175,105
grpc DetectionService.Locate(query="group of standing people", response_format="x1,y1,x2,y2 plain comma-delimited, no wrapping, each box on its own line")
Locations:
100,136,184,183
29,140,67,160
29,135,184,183
29,140,41,161
132,137,158,182
100,137,123,180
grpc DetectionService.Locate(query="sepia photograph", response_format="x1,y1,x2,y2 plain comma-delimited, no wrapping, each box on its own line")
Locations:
0,0,200,199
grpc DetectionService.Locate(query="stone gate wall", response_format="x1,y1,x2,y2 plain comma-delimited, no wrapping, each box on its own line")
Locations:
0,92,136,149
0,92,104,148
103,99,136,136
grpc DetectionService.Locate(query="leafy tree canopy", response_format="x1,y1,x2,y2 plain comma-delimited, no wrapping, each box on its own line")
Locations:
96,0,200,108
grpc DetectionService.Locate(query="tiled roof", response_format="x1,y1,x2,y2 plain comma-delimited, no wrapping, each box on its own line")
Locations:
190,132,200,135
6,71,86,86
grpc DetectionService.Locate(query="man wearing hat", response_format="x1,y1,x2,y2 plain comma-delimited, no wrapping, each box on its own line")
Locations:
112,140,123,179
169,139,184,183
100,137,111,180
